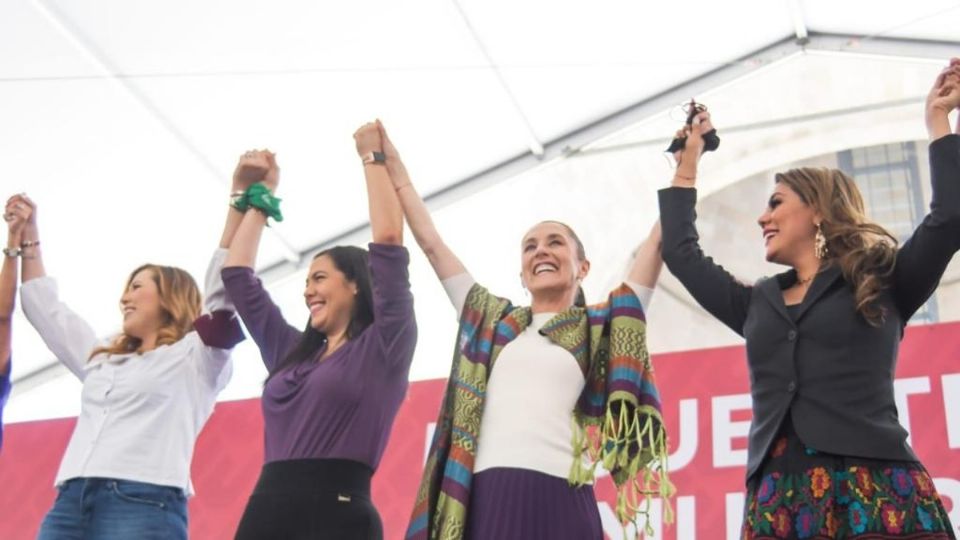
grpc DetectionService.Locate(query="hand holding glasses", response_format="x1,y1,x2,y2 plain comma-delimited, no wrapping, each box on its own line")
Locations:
666,99,720,154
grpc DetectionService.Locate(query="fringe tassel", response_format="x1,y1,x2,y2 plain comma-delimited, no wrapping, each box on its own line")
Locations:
570,402,673,539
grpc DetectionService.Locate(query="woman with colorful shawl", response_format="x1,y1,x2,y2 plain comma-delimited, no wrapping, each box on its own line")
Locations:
373,123,672,539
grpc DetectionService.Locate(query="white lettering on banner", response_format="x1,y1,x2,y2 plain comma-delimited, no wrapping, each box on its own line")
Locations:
712,394,752,468
599,497,695,539
893,377,931,445
598,502,638,539
669,399,698,472
424,423,436,464
943,374,960,449
933,477,960,536
726,491,745,540
673,497,695,540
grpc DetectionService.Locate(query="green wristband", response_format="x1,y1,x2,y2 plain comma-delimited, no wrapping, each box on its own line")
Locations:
244,183,283,223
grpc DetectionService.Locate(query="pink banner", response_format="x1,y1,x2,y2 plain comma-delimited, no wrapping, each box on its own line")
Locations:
1,322,958,539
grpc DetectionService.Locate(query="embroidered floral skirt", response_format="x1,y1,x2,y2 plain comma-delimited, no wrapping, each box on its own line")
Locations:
743,418,955,539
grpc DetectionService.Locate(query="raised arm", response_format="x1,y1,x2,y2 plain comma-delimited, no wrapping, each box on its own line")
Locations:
188,161,251,382
0,195,25,374
220,151,301,370
627,220,663,289
223,151,277,268
11,194,44,282
925,59,960,141
0,208,11,448
201,150,265,344
355,121,403,245
892,60,960,319
658,112,753,336
190,244,245,390
220,149,269,249
10,196,100,379
378,122,467,280
353,122,416,365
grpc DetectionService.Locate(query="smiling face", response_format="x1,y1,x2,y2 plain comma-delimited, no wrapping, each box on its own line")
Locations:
757,182,820,266
120,269,166,340
303,254,357,335
520,221,589,303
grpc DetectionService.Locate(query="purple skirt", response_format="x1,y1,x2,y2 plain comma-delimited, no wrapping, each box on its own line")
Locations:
465,467,603,540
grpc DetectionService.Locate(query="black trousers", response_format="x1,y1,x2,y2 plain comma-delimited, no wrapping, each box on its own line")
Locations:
234,458,383,540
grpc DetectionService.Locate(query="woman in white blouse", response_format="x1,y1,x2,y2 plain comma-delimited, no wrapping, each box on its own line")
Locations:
11,190,245,540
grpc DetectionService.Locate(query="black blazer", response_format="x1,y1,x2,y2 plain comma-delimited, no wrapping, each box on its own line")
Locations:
658,134,960,480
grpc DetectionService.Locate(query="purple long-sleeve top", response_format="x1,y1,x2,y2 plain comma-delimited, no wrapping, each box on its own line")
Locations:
221,243,416,469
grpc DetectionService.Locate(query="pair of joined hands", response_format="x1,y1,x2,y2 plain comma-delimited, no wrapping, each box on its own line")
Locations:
4,194,36,242
230,120,403,194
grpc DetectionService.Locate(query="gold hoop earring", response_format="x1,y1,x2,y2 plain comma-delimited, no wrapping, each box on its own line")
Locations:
814,223,828,260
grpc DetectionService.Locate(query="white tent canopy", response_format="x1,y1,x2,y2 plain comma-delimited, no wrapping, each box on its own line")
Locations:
4,0,959,421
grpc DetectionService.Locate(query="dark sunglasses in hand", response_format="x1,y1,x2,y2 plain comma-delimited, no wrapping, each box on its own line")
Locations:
666,99,721,154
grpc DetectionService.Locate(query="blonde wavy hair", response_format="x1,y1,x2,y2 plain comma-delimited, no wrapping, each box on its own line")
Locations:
90,264,201,358
774,167,898,325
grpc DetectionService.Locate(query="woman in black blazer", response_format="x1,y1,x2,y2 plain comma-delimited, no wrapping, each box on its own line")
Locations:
659,60,960,539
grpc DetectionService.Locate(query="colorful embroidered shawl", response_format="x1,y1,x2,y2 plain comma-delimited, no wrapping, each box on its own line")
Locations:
406,283,671,539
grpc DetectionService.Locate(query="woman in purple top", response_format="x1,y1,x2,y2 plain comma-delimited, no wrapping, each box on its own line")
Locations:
225,122,416,540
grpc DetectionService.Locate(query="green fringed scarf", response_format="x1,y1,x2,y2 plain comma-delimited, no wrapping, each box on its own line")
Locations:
406,282,672,539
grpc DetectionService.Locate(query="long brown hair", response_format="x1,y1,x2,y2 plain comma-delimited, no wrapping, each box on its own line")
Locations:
90,264,201,358
774,168,898,325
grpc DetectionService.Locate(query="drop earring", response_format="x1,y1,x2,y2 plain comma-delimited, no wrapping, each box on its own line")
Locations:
814,223,828,260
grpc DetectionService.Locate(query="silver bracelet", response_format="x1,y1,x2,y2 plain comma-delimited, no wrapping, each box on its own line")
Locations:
229,191,245,208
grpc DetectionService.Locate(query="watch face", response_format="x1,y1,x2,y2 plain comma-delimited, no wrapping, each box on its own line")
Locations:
363,151,386,165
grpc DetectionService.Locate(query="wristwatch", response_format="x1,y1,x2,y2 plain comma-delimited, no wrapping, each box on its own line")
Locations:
2,246,21,258
361,151,386,165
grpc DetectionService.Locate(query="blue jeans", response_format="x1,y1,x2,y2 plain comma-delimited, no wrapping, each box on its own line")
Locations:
36,478,187,540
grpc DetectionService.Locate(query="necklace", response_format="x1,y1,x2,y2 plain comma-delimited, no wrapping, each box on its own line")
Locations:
794,273,815,287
